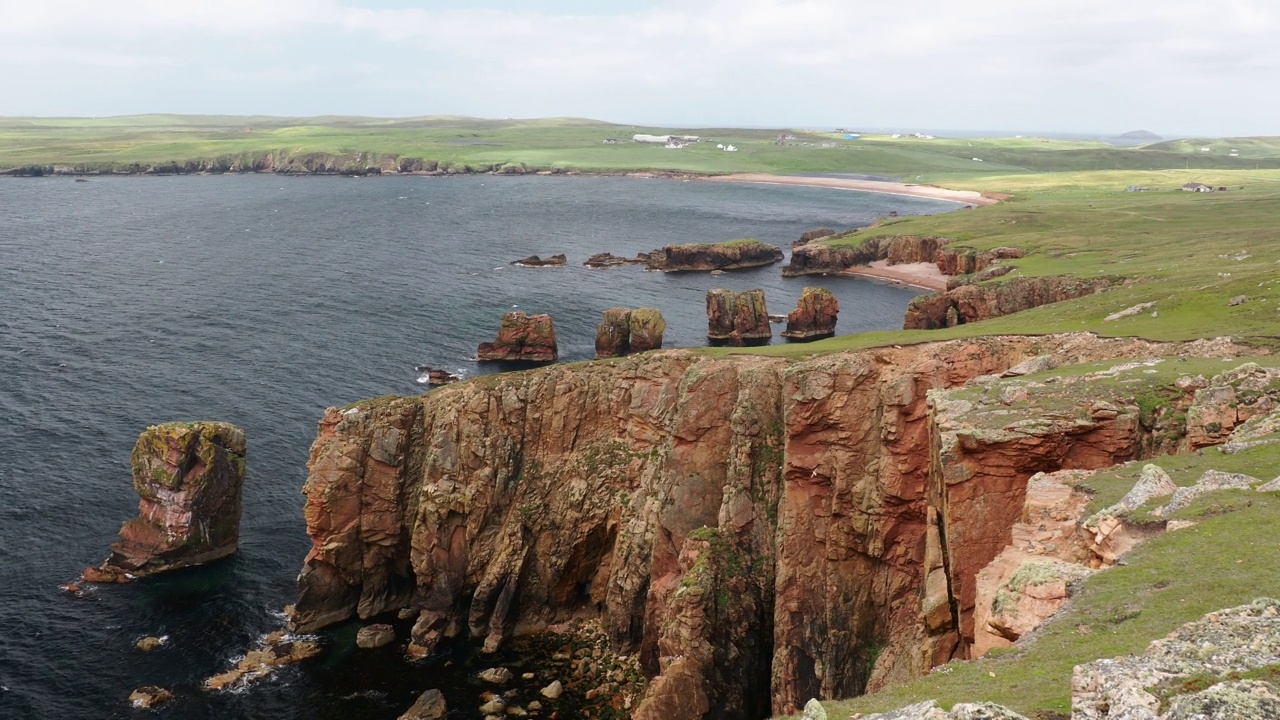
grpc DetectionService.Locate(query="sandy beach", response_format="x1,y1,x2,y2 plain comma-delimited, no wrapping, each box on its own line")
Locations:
839,260,949,291
702,173,999,206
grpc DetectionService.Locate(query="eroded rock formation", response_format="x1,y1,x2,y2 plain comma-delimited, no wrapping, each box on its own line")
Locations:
793,228,836,249
903,276,1120,330
595,308,667,358
706,289,771,346
288,333,1254,718
782,234,1026,279
477,312,558,363
781,287,840,341
648,240,784,272
85,422,246,583
585,252,652,268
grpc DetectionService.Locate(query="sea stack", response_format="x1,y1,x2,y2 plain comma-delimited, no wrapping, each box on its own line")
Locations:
647,239,785,272
594,307,667,359
706,288,771,346
477,312,559,363
781,287,840,341
84,422,246,583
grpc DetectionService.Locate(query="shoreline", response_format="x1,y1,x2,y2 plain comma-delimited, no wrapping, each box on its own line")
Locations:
1,166,998,208
839,260,950,291
701,172,998,206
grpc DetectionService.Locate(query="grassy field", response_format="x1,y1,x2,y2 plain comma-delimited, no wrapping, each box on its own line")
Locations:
4,115,1280,181
710,167,1280,360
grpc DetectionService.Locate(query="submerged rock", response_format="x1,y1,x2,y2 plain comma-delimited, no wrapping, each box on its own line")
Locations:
782,287,840,341
129,686,174,709
205,630,322,691
85,422,246,583
477,312,558,363
706,288,771,345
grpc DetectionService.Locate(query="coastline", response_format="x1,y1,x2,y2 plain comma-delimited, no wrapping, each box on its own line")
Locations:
839,260,949,291
701,172,998,206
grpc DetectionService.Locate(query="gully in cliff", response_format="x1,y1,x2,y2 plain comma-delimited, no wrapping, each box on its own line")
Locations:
83,422,246,584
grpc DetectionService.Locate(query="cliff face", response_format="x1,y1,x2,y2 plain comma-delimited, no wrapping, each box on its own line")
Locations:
903,276,1121,330
290,334,1251,718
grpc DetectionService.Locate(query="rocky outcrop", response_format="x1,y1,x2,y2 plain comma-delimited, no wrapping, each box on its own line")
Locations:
648,240,784,272
595,308,668,359
84,422,246,583
477,312,558,363
1184,363,1280,449
1073,599,1280,720
781,287,840,341
512,254,568,267
783,236,1025,278
585,252,652,268
630,308,667,353
205,631,322,691
399,689,447,720
706,289,771,345
0,150,509,177
903,276,1120,330
793,228,836,249
289,334,1252,718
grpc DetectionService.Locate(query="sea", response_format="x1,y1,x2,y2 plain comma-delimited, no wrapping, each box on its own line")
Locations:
0,174,957,719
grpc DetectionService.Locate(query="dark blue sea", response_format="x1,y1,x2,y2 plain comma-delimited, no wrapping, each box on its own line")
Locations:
0,174,954,718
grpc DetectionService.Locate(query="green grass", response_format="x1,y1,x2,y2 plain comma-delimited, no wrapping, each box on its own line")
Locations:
5,115,1280,181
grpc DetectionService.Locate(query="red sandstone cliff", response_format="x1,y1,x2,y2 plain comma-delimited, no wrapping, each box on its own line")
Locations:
289,335,1253,718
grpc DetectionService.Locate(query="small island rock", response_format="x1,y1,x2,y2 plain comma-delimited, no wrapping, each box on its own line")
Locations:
85,422,246,583
782,287,840,341
647,239,784,272
136,636,164,652
707,288,771,345
129,686,174,709
511,254,567,267
399,689,447,720
477,312,558,363
584,252,650,268
356,623,396,649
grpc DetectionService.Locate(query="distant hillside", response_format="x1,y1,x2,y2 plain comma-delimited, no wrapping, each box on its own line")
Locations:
1142,136,1280,159
1118,129,1161,141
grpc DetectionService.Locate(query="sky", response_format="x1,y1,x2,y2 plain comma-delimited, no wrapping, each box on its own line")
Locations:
1,0,1276,136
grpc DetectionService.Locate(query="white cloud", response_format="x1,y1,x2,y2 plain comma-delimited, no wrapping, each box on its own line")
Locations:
1,0,1278,133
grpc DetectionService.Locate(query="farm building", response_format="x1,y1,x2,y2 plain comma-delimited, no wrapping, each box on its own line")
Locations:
1182,183,1214,192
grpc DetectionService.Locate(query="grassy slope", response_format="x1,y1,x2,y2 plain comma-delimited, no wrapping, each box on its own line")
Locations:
4,115,1280,180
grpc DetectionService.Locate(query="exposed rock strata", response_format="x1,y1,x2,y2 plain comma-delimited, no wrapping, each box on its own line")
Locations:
782,287,840,341
477,312,558,363
903,276,1120,330
289,334,1253,718
782,235,1025,278
648,240,784,272
706,289,771,345
85,422,246,583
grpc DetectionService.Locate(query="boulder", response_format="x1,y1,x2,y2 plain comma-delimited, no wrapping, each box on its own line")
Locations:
802,698,828,719
707,289,771,345
129,686,174,709
356,623,395,649
85,422,246,583
648,239,784,272
781,287,840,341
541,680,563,699
477,312,558,363
399,689,447,720
511,254,567,267
478,667,513,684
594,308,632,359
136,636,164,652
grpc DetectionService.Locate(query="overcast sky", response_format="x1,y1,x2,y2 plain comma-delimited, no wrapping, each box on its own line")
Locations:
1,0,1276,136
